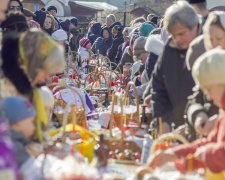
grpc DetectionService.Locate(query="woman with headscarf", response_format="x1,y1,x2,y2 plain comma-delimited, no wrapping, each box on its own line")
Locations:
0,29,65,142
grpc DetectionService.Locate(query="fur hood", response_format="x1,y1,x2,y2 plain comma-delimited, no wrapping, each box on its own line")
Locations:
145,35,164,56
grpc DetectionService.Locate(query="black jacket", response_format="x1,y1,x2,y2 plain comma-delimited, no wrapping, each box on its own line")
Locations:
151,38,195,127
107,32,124,63
146,52,158,80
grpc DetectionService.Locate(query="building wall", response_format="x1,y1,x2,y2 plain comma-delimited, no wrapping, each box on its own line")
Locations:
23,0,44,11
76,0,136,8
207,0,225,9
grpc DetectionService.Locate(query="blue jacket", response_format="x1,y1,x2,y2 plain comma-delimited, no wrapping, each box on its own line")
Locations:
88,22,102,45
92,37,113,56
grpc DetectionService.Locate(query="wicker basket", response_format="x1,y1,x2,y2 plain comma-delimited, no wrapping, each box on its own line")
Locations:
150,133,188,154
53,86,87,128
104,83,142,164
109,81,140,130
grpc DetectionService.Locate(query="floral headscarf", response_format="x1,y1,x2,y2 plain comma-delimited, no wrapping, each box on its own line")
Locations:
19,29,65,81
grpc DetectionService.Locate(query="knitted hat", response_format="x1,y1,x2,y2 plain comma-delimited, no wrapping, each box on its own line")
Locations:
145,35,164,56
79,37,91,48
33,10,46,27
192,48,225,88
140,22,154,37
150,16,159,26
0,96,36,125
51,29,68,41
133,36,147,58
47,6,57,13
60,19,71,32
188,0,206,4
71,17,78,27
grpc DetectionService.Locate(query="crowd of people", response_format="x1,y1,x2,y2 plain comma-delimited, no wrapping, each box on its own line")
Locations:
0,0,225,179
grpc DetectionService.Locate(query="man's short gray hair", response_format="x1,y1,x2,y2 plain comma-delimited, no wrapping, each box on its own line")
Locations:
106,14,116,23
164,1,199,33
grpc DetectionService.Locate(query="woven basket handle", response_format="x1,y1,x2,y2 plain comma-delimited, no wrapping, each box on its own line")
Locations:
124,81,140,124
61,86,87,141
150,133,188,154
109,92,124,139
84,71,107,95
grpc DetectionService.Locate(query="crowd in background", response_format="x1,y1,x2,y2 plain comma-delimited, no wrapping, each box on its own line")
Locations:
1,0,225,179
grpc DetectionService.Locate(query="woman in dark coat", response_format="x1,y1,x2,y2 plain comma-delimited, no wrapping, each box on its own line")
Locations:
91,26,113,56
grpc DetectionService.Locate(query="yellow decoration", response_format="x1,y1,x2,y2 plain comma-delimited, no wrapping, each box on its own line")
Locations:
205,169,225,180
33,89,48,142
49,124,96,162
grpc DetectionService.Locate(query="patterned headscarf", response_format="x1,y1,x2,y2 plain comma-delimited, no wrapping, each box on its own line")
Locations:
19,29,65,81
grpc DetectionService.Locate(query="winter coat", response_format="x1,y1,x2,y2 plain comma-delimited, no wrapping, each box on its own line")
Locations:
151,37,195,127
88,22,102,45
114,41,129,64
185,35,206,70
91,37,113,56
107,32,124,63
10,130,31,168
145,35,164,80
185,86,219,141
78,47,90,60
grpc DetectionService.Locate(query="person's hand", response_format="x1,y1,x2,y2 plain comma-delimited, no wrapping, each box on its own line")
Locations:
194,146,206,162
202,114,217,136
194,112,209,135
174,124,186,136
148,149,177,169
144,95,152,106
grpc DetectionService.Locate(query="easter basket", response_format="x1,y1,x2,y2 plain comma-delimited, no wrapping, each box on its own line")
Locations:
103,83,142,164
53,85,87,128
49,101,96,162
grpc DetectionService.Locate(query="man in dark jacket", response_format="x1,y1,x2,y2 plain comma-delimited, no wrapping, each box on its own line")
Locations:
88,22,102,45
150,1,200,131
107,25,124,63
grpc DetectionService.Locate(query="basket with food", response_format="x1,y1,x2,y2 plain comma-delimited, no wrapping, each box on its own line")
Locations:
53,85,96,128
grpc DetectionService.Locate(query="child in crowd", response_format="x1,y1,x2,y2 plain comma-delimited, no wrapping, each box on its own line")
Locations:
78,37,92,60
0,96,39,178
78,37,93,74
